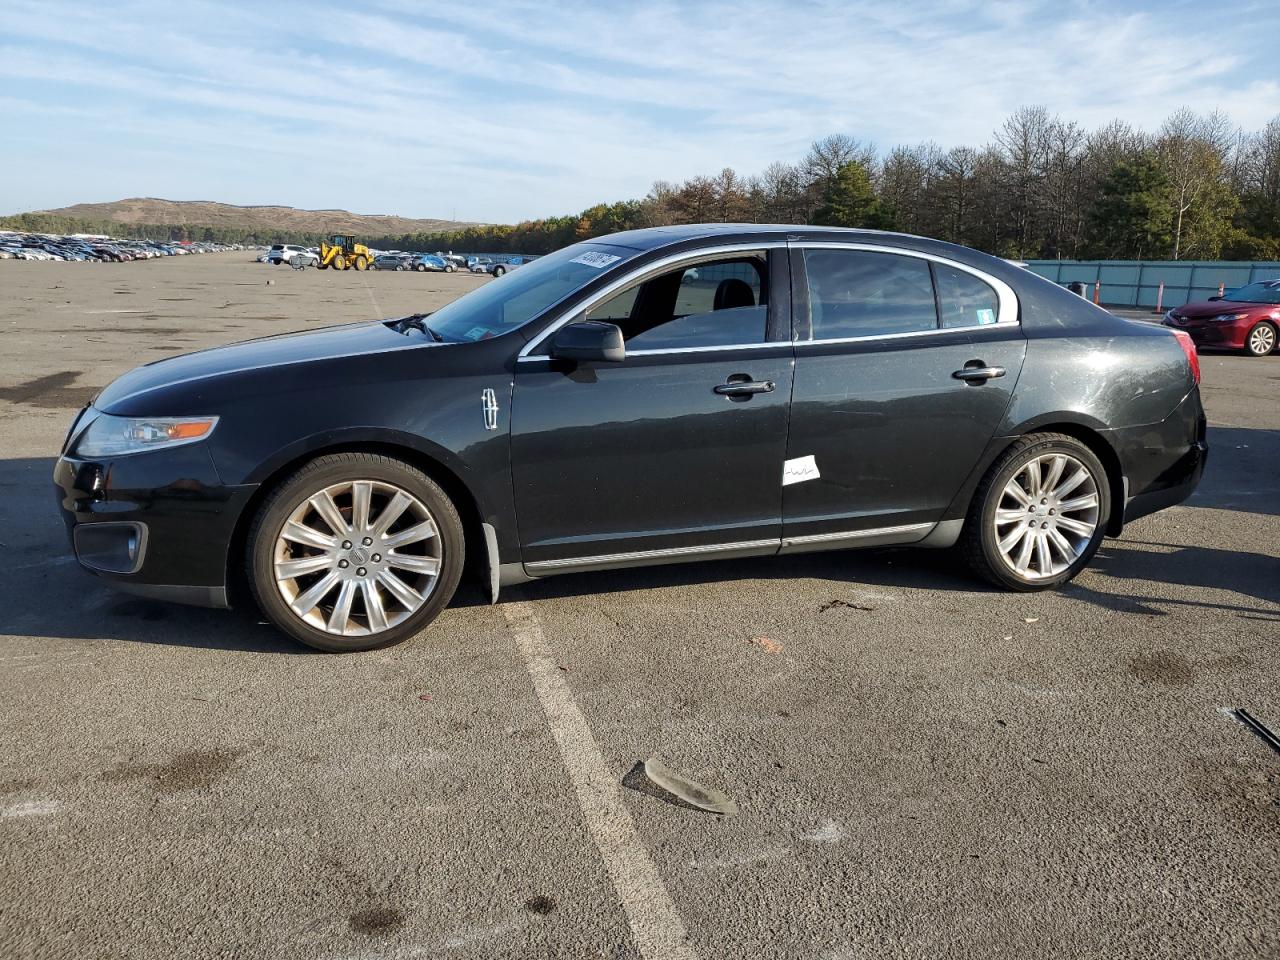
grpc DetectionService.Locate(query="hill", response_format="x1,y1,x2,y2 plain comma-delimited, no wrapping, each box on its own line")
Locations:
24,198,480,236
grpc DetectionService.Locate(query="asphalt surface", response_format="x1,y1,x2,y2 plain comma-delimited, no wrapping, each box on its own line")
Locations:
1,254,1277,960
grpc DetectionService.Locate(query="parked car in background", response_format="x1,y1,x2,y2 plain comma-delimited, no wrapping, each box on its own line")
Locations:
54,224,1206,652
488,257,524,277
468,257,493,274
411,254,450,272
1163,280,1280,357
266,244,309,265
372,253,415,271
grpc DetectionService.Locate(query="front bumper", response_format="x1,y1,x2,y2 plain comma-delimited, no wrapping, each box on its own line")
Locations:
1162,318,1246,349
53,439,255,608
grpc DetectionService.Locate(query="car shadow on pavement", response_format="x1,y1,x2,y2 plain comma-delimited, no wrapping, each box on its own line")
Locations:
1190,426,1279,518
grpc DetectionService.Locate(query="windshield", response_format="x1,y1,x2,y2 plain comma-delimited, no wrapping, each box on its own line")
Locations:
423,242,637,342
1223,281,1280,304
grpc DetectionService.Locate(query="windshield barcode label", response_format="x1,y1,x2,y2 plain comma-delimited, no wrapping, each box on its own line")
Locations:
570,252,622,269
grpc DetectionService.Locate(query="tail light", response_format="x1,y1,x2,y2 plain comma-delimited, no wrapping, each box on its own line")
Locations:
1170,329,1200,385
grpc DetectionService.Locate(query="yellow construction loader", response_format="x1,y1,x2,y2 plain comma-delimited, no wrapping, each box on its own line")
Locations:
317,234,371,271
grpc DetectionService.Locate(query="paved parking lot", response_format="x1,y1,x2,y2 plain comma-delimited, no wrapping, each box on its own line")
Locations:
1,254,1277,959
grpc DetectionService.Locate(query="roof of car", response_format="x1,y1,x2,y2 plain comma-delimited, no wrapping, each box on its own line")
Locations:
594,222,923,251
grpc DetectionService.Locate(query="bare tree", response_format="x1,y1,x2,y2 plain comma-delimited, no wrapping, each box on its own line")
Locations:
1157,108,1233,258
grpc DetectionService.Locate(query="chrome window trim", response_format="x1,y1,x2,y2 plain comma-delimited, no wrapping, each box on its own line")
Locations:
792,241,1020,343
517,241,788,360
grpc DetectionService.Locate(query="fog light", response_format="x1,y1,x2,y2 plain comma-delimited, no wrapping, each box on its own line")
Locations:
73,522,147,574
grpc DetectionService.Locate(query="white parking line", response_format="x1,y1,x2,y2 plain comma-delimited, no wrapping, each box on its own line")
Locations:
501,600,700,960
358,272,382,316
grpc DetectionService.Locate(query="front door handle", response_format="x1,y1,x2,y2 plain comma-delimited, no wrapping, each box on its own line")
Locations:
714,378,775,398
953,364,1006,384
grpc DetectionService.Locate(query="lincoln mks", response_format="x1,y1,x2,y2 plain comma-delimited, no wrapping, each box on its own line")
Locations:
55,225,1207,651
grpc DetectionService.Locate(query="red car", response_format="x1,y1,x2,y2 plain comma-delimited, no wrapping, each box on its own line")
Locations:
1163,280,1280,357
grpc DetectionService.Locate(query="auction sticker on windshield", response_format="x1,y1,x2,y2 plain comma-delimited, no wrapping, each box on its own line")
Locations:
570,252,623,269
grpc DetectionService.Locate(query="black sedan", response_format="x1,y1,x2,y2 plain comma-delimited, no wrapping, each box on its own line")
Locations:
54,225,1207,652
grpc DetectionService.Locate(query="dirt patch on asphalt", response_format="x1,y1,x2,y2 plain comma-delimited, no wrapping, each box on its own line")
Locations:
1129,650,1194,684
348,906,405,935
101,748,245,794
0,371,100,408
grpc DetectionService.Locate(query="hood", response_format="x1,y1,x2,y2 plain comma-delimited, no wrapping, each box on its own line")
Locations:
1173,299,1269,319
94,320,425,412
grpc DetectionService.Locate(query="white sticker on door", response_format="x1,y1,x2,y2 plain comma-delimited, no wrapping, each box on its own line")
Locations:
782,455,821,486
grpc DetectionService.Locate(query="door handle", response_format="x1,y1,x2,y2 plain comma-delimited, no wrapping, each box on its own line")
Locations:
714,378,775,397
953,365,1006,384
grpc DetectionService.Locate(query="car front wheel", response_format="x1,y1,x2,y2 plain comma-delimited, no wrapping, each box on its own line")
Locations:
246,453,465,652
961,433,1110,591
1246,321,1276,357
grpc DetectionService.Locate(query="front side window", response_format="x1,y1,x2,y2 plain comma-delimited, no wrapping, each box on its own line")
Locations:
803,249,937,340
935,263,1000,328
584,255,768,351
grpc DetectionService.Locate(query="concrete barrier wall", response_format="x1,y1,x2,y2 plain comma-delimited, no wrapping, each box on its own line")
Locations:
1024,260,1280,309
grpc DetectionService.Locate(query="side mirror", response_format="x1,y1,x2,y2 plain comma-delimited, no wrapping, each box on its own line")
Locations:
1207,295,1222,301
549,320,625,363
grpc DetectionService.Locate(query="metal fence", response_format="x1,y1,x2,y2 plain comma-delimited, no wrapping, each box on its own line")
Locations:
1024,260,1280,309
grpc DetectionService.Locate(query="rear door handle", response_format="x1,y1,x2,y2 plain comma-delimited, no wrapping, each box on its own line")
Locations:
714,379,775,397
953,365,1006,384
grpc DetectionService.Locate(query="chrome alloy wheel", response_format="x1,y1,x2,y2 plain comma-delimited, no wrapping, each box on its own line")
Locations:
272,480,441,636
992,453,1100,580
1249,324,1275,355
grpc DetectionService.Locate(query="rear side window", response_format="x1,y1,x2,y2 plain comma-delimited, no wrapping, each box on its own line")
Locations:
803,250,936,340
935,263,1000,328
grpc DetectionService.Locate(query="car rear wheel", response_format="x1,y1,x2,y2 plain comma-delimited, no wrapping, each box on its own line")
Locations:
1246,321,1276,357
961,433,1110,591
415,263,427,272
445,265,455,273
493,266,505,277
246,452,464,652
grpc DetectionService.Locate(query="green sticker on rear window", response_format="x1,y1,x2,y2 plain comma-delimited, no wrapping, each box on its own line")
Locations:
976,308,996,325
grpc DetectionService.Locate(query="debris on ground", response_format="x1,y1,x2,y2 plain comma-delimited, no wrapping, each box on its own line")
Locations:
634,757,738,815
417,694,432,702
1227,707,1280,757
819,599,875,612
1023,617,1041,624
746,636,783,654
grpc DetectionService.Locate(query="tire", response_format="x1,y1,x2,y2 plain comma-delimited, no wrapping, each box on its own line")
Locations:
415,263,427,272
334,254,347,271
492,265,505,277
445,265,455,273
354,256,368,271
960,433,1110,591
1245,321,1276,357
246,452,465,652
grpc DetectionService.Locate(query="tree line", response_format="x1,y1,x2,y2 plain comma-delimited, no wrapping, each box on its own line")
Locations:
384,106,1280,262
6,107,1277,262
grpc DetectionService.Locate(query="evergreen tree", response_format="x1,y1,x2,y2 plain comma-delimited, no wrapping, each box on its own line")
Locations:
1086,155,1172,259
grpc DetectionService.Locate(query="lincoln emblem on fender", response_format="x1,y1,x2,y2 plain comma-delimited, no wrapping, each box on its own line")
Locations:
482,388,499,430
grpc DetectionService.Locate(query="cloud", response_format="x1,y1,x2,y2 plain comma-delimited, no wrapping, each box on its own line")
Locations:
2,0,1278,221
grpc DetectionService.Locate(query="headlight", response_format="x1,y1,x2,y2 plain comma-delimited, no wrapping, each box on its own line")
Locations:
1211,313,1246,323
74,414,219,458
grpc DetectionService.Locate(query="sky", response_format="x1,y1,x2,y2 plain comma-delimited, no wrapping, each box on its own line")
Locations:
3,0,1279,224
